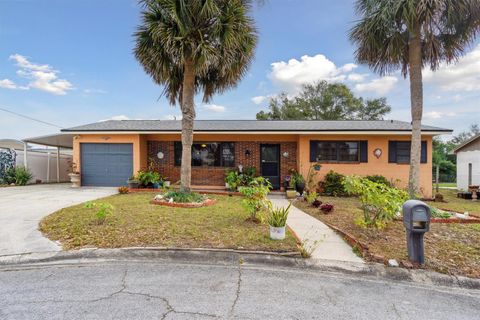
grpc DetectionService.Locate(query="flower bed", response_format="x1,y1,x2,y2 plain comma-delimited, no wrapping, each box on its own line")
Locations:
150,198,217,208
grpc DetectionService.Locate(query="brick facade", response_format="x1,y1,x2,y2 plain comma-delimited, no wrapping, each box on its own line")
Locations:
147,140,297,188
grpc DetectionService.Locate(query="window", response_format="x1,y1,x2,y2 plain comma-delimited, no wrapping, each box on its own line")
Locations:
388,141,427,164
174,142,235,167
310,141,367,163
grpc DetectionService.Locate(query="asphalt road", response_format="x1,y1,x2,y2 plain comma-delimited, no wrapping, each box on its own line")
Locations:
0,260,479,320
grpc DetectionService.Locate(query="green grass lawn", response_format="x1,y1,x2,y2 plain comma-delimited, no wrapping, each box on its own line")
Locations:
427,189,480,214
39,193,298,253
294,195,480,278
433,182,457,188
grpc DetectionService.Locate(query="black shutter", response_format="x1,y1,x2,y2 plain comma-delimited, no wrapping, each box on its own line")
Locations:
310,141,317,162
421,141,427,163
174,141,182,166
388,141,397,163
359,141,368,162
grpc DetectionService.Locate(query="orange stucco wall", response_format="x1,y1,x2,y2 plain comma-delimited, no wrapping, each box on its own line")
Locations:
297,134,433,197
72,133,433,197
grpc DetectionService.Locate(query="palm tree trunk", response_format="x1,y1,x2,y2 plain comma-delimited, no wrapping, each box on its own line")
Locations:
408,23,423,199
180,58,196,192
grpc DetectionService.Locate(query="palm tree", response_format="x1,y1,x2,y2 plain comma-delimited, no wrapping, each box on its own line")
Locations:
350,0,480,198
134,0,257,192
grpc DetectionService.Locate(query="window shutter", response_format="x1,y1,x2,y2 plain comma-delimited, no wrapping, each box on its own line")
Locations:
310,141,317,162
388,141,397,163
359,141,368,162
174,142,182,166
421,141,427,163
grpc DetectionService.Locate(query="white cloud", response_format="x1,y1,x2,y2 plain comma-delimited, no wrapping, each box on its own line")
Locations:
161,114,182,120
0,78,29,90
202,104,226,113
355,76,398,95
347,73,368,82
7,54,73,95
424,111,456,120
105,115,130,121
269,54,357,93
84,88,107,94
251,96,266,105
424,44,480,91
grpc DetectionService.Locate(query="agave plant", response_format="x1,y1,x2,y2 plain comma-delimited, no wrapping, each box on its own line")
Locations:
266,202,291,228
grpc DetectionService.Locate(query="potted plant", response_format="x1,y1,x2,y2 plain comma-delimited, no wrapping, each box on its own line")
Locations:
68,163,81,188
267,202,291,240
127,176,140,189
295,174,306,195
225,170,239,191
137,170,160,188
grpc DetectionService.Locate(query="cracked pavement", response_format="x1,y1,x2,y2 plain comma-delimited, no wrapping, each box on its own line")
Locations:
0,260,479,319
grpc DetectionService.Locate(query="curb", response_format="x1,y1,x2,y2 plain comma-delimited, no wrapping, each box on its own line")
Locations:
0,247,479,290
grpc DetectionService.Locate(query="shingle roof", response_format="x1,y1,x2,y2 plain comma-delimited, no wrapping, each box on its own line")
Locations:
61,120,452,133
453,133,480,153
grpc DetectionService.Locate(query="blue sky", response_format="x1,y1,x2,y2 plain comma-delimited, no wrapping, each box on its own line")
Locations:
0,0,479,140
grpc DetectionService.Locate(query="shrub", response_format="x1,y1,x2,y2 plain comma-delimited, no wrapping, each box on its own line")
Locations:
163,191,205,203
84,202,114,224
118,186,129,194
365,175,391,187
343,176,408,229
312,199,322,208
319,203,334,213
319,170,347,196
304,191,318,204
266,202,291,227
239,176,272,221
225,166,257,191
5,166,33,186
137,170,161,187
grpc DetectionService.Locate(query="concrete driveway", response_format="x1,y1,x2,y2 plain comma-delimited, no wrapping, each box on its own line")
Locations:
0,184,117,256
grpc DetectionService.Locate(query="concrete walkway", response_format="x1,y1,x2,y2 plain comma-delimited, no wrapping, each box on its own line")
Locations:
0,184,117,256
269,196,364,265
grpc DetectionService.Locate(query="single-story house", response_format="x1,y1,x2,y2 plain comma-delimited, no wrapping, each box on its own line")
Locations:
454,134,480,191
29,119,450,198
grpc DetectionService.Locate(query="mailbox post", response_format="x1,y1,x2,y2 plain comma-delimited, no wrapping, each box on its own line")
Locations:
402,200,431,264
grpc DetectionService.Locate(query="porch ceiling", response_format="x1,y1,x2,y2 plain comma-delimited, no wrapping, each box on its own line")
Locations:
23,133,75,149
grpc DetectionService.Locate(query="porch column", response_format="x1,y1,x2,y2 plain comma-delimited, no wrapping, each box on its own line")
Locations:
46,151,50,183
56,147,60,183
23,142,28,169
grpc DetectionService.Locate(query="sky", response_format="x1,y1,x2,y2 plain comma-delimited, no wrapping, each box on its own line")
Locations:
0,0,479,140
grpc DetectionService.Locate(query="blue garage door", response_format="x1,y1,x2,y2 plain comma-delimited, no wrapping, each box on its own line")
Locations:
81,143,133,187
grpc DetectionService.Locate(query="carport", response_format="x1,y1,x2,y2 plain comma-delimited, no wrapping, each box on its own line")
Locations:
20,133,75,183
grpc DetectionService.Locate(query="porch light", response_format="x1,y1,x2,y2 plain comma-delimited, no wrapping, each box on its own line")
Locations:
245,149,251,156
282,151,289,158
157,152,164,159
201,143,207,148
373,148,382,159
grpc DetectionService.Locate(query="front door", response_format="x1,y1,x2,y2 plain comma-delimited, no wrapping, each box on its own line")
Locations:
260,144,280,190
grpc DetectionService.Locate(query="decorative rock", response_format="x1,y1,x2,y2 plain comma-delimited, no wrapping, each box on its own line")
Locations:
168,198,174,203
388,259,399,267
154,194,164,201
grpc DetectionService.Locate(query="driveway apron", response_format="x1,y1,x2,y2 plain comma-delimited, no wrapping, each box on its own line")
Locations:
0,184,116,256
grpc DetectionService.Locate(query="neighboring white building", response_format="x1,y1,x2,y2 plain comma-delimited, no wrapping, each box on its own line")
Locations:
454,134,480,191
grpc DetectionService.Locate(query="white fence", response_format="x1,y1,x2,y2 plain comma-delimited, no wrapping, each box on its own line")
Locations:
13,149,72,183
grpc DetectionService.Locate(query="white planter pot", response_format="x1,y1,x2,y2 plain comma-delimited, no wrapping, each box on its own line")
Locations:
68,173,81,188
164,181,171,187
269,226,286,240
